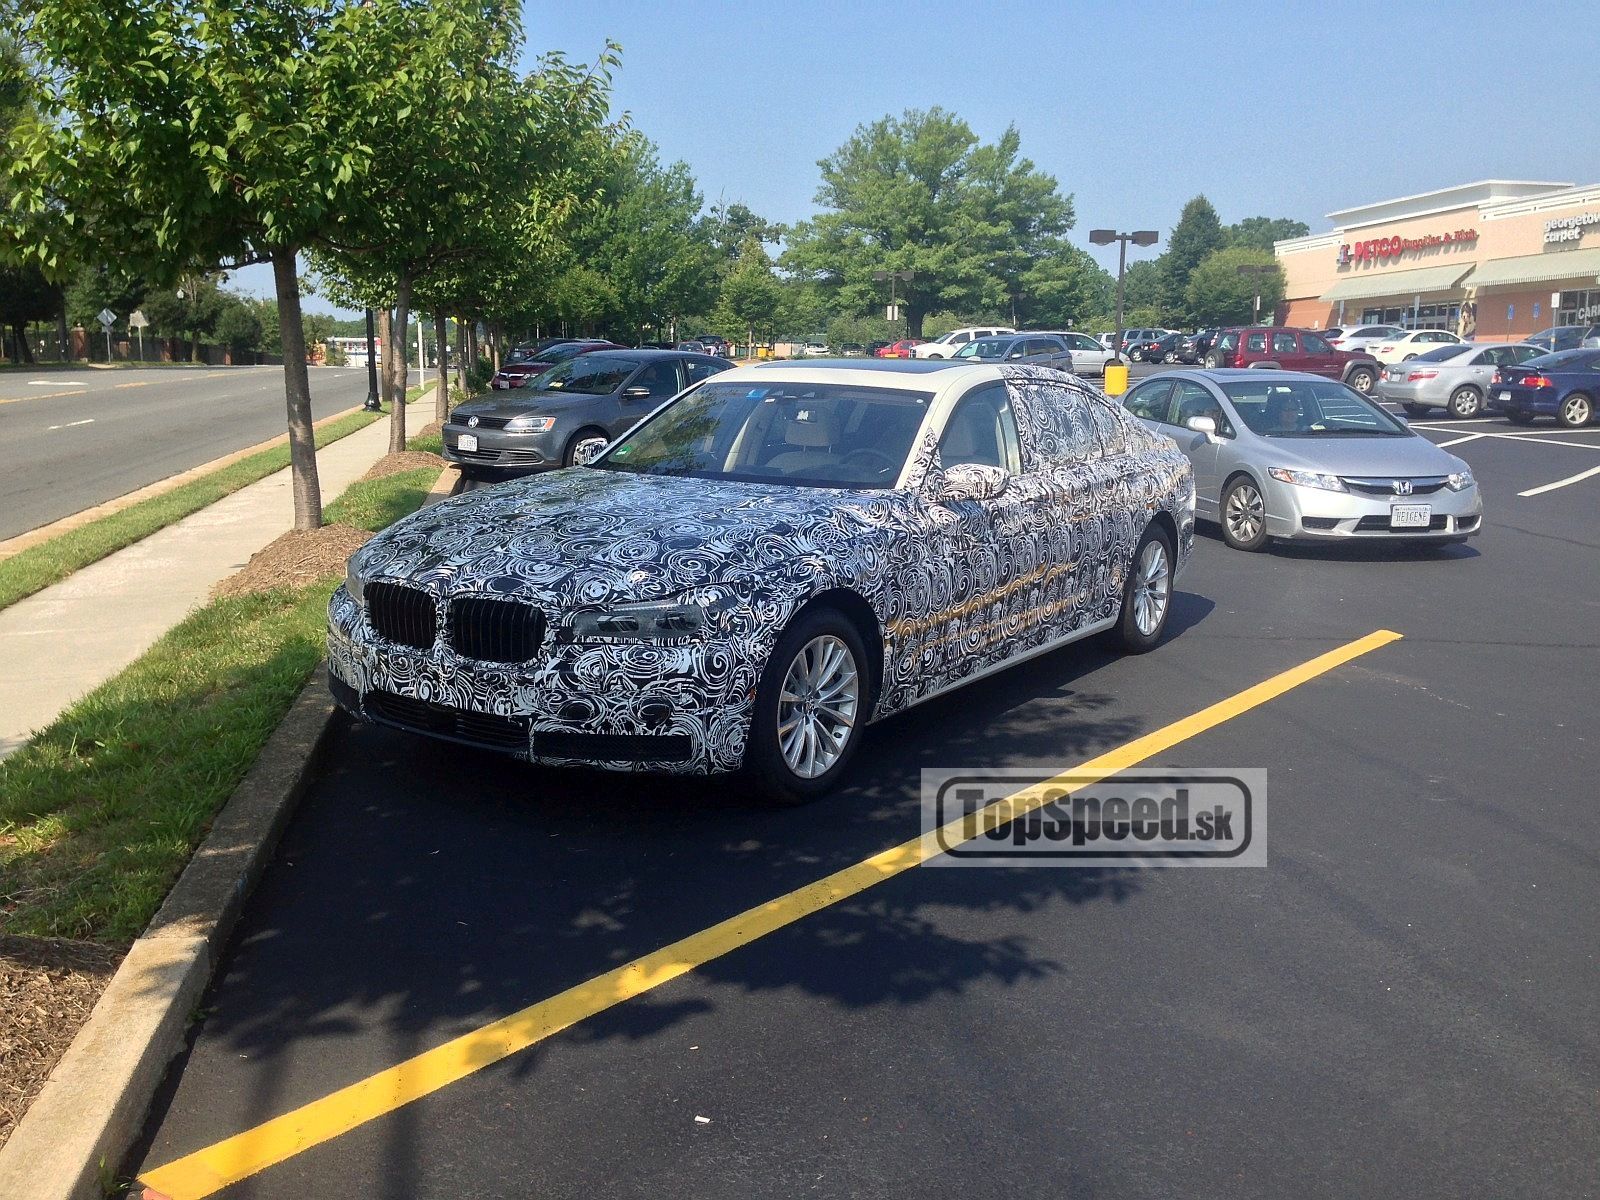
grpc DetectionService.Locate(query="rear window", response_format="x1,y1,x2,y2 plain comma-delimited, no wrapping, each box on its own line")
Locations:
1524,349,1597,370
1413,345,1475,363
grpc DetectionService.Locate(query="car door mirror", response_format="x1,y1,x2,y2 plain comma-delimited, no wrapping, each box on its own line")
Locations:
621,385,652,400
1185,415,1221,443
926,462,1010,504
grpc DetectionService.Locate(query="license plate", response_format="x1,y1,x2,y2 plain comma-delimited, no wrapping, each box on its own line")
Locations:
1390,503,1431,528
457,433,479,452
1498,390,1511,401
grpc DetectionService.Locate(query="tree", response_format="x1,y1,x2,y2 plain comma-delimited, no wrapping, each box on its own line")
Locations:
1162,195,1227,320
1227,216,1311,253
1119,260,1167,314
783,108,1074,337
707,201,784,266
5,0,498,530
713,241,782,348
1184,246,1286,327
1012,245,1114,330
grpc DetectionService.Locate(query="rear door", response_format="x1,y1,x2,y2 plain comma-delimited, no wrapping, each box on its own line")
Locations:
1271,329,1302,371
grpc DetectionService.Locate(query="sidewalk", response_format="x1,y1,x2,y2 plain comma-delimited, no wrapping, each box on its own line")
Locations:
0,403,422,758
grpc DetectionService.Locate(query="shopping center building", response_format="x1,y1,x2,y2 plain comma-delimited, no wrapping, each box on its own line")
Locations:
1275,180,1600,340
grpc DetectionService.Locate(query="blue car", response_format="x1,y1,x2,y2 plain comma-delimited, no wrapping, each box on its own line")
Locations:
1488,349,1600,428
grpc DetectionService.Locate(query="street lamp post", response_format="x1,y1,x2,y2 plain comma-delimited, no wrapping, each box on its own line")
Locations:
363,307,382,411
1089,229,1159,361
1236,264,1277,324
872,269,915,335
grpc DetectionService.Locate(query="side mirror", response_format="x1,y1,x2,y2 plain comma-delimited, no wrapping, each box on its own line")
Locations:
926,462,1010,504
1185,414,1221,443
621,385,652,400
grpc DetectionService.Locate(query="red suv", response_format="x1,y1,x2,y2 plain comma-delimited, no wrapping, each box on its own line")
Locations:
1206,327,1380,394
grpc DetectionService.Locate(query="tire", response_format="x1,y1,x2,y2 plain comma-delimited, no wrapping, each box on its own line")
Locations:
1403,353,1418,362
1558,392,1594,428
1164,351,1178,364
563,427,611,467
1115,523,1175,653
1447,386,1483,419
743,607,871,805
1403,403,1429,417
1220,476,1269,552
1346,366,1376,395
1205,352,1225,369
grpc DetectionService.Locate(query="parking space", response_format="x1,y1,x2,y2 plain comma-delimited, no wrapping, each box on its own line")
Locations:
129,415,1600,1199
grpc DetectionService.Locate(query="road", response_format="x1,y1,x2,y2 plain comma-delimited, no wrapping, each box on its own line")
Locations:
132,413,1600,1198
0,366,371,541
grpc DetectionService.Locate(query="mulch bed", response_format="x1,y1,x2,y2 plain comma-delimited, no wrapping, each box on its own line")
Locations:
359,449,444,483
0,935,123,1149
209,524,374,601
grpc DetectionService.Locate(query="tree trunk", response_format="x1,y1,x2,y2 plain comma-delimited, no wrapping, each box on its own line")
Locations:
272,248,322,531
55,308,68,360
389,280,412,453
434,311,449,424
454,317,466,399
466,321,479,383
376,308,394,409
489,323,501,373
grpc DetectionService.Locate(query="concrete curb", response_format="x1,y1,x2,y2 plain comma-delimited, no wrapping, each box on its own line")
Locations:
0,456,464,1200
0,382,437,562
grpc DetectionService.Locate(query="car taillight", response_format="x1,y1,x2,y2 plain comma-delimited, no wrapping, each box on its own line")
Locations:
1406,370,1438,382
1523,374,1553,388
1378,345,1395,353
1232,351,1244,367
1490,370,1502,385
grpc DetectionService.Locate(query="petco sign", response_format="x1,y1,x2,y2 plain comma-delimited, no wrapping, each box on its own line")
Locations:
1337,228,1478,266
1544,212,1600,245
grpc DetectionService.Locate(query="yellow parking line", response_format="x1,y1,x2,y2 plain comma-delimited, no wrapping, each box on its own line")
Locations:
114,380,152,388
140,629,1403,1200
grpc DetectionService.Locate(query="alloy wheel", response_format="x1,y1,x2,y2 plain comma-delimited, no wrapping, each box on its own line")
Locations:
776,635,860,780
1561,395,1592,427
1226,483,1265,545
1132,539,1171,636
1449,387,1481,418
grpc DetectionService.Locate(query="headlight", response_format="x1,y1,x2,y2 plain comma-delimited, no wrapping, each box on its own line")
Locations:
1268,467,1346,492
503,415,556,432
345,561,366,605
568,599,708,640
1447,470,1475,492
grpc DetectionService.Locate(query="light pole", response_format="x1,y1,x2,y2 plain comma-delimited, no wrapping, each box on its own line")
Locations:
1236,264,1277,324
872,269,915,336
363,307,382,411
1089,229,1159,361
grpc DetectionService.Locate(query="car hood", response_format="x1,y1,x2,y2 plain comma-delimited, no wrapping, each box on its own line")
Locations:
450,389,608,419
1254,434,1466,477
350,467,912,609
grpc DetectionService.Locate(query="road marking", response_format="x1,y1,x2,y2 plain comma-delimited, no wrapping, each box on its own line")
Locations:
29,379,85,386
1419,429,1600,452
139,628,1403,1199
45,418,95,431
114,380,152,389
1518,463,1600,497
1434,432,1485,448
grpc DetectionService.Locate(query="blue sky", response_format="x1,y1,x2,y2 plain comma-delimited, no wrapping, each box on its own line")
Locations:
241,0,1599,310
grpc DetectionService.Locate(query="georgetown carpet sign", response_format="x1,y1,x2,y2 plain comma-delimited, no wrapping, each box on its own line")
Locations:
922,767,1267,867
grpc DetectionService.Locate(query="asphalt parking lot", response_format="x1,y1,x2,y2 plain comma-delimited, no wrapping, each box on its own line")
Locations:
132,402,1600,1199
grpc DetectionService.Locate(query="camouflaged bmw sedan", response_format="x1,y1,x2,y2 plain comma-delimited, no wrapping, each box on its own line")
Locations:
329,360,1196,802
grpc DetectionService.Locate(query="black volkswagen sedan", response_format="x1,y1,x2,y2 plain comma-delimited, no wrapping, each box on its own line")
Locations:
445,349,734,475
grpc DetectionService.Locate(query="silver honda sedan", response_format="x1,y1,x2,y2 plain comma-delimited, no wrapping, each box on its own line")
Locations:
1122,369,1482,551
1375,342,1542,419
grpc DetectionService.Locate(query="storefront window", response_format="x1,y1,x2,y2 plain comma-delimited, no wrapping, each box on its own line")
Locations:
1360,303,1460,331
1558,289,1600,325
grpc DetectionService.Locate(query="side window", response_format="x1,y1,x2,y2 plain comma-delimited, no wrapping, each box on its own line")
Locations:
685,358,730,383
939,385,1022,473
1509,346,1539,364
1172,381,1229,434
1124,379,1175,423
1301,333,1332,355
1024,338,1060,357
951,332,971,345
633,361,682,400
1273,332,1297,354
1246,332,1267,353
1071,334,1100,351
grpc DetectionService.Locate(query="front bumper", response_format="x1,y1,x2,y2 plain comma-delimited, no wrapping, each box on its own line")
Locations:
327,585,762,774
441,422,559,471
1261,479,1483,541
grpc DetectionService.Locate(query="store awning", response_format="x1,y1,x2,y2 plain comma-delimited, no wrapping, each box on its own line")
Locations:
1319,263,1474,303
1462,248,1600,290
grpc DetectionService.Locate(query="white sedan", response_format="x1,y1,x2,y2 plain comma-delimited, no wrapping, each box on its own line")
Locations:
1371,329,1462,364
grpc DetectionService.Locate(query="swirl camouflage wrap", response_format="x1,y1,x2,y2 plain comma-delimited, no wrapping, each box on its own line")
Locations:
327,363,1195,775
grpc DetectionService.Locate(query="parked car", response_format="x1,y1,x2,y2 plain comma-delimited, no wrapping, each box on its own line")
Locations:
1133,332,1187,364
1121,369,1481,550
1097,332,1117,352
1117,327,1172,355
911,325,1018,358
330,360,1194,801
1375,342,1543,419
692,334,732,357
676,340,709,354
839,343,867,357
1487,348,1600,428
951,332,1077,372
1371,329,1462,365
875,338,925,358
1526,325,1600,354
490,340,621,390
800,341,831,357
1204,327,1381,394
1326,325,1404,354
1045,331,1115,377
1180,328,1219,364
445,349,733,474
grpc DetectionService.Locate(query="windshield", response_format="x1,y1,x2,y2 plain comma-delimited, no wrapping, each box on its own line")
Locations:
534,353,638,395
1222,379,1410,438
1413,345,1475,364
595,381,932,488
954,338,1012,360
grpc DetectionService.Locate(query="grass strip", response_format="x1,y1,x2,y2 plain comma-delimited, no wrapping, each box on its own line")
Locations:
0,465,440,945
0,385,430,614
